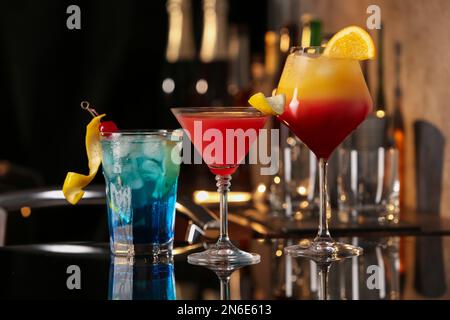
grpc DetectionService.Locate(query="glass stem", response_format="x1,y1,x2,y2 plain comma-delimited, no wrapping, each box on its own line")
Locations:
219,276,231,300
318,263,330,300
216,174,232,243
316,158,332,242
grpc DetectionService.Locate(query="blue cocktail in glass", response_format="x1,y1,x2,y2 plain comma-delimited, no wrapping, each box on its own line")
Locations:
101,130,182,256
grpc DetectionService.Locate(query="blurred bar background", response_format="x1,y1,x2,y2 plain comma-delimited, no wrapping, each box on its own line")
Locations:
1,0,450,301
0,0,449,218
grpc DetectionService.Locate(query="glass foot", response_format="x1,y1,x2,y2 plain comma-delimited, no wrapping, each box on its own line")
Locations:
188,241,260,267
284,239,363,263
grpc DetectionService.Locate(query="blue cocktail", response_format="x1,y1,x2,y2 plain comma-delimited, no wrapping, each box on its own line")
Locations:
101,130,182,256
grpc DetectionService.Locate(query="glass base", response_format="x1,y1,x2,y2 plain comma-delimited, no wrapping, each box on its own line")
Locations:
188,240,260,267
111,239,173,257
284,238,363,262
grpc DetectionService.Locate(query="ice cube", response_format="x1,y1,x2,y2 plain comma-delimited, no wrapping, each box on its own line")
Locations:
138,158,162,182
120,160,144,190
141,138,164,163
111,136,142,161
130,176,144,190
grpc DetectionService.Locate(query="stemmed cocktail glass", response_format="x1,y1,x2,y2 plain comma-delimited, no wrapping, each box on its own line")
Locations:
277,47,373,261
172,107,268,266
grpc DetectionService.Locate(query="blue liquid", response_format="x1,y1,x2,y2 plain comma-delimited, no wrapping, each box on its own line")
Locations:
101,135,181,253
109,260,176,300
133,263,176,300
105,181,177,245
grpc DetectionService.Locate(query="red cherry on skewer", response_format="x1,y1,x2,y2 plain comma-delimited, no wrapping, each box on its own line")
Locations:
80,101,118,136
99,121,119,135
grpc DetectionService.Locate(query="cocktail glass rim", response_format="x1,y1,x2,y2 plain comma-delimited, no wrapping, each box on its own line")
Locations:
99,129,183,141
171,106,266,116
289,46,364,62
290,45,324,54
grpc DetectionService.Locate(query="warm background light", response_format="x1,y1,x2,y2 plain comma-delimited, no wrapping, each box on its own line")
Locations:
257,184,266,193
193,190,252,204
297,186,307,195
376,110,385,118
20,206,31,218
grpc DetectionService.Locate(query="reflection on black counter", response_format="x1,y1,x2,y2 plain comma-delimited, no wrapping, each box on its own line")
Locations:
188,261,252,300
283,237,402,300
109,256,176,300
0,236,448,299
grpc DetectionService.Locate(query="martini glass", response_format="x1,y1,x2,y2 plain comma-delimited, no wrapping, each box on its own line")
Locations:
277,47,373,261
172,107,268,266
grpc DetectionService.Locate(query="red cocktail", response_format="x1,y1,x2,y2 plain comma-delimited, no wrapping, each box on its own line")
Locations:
172,107,268,266
175,111,267,175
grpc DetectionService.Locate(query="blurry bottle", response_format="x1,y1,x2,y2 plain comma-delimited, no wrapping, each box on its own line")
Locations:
228,25,252,106
300,14,322,47
391,42,406,285
391,42,405,209
356,24,387,151
375,25,386,118
197,0,231,106
391,42,407,284
264,30,280,93
162,0,197,116
166,0,196,64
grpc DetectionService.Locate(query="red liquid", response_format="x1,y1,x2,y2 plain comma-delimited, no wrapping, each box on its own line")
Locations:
279,99,372,159
176,114,267,175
